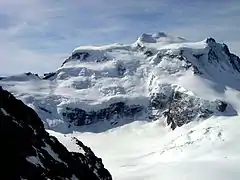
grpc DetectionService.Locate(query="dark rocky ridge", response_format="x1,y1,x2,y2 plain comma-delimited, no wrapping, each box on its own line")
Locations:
0,87,112,180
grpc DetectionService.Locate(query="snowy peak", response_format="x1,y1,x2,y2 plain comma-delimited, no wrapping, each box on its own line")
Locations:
152,32,168,38
58,33,239,79
136,32,186,44
183,37,240,79
205,38,240,73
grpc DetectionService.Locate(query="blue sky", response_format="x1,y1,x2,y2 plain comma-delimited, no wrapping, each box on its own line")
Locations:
1,0,240,75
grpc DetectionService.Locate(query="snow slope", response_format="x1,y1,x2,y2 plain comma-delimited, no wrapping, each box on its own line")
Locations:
49,116,240,180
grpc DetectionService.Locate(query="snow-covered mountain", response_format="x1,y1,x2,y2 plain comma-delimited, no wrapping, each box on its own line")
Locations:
1,32,240,179
1,32,239,131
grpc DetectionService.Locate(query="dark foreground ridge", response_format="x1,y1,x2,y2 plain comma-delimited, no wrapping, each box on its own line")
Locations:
0,86,112,180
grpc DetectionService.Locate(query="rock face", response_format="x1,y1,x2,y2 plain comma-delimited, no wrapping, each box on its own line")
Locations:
0,87,112,180
62,102,144,126
149,84,230,129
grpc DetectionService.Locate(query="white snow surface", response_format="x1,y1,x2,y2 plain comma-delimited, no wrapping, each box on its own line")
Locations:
48,116,240,180
1,32,240,179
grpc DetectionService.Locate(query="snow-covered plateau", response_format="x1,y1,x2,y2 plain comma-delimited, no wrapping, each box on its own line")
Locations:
1,32,240,179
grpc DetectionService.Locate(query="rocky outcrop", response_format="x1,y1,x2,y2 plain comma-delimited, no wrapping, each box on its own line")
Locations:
149,84,230,130
43,72,56,80
0,87,112,180
62,52,90,66
62,102,144,126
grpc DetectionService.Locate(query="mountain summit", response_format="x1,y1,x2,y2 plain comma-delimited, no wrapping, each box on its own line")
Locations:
136,32,186,44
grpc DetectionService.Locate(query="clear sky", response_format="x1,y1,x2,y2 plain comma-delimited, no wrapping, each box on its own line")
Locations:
1,0,240,75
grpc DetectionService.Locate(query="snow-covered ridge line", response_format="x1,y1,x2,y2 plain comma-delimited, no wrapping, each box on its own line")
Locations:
0,32,239,132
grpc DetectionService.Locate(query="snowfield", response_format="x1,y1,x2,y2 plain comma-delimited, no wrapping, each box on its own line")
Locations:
48,116,240,180
1,32,240,179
